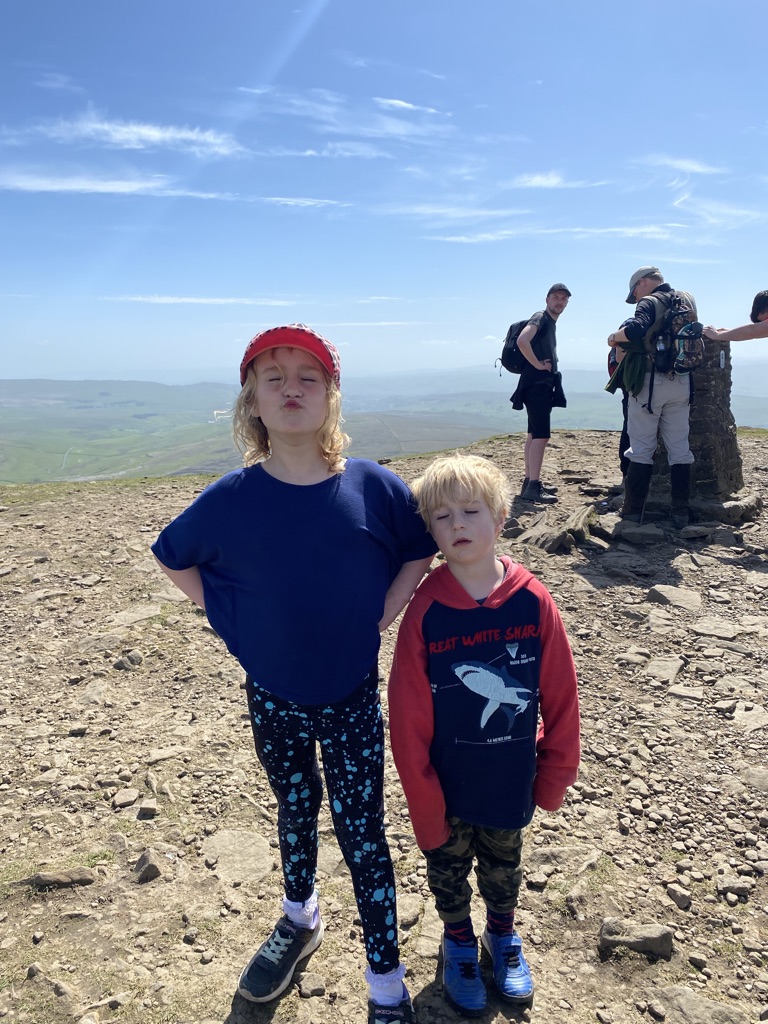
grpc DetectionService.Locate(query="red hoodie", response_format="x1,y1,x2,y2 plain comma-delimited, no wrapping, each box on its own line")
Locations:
388,555,580,851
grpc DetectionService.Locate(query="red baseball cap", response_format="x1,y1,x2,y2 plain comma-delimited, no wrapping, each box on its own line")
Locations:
239,324,341,387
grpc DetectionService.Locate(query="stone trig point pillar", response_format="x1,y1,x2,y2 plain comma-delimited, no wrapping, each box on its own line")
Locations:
690,339,742,496
649,338,761,523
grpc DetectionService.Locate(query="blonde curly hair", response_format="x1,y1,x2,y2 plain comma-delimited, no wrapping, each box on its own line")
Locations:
232,358,350,471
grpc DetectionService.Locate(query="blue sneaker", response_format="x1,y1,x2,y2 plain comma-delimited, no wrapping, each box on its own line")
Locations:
441,935,487,1017
238,914,324,1002
481,928,534,1004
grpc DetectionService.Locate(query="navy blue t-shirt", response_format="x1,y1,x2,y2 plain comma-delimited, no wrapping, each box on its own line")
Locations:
152,459,436,704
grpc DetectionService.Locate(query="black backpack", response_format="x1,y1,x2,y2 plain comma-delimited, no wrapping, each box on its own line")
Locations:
496,318,539,374
647,292,704,374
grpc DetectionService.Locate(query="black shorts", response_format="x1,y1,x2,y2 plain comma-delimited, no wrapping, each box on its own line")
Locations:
523,381,553,439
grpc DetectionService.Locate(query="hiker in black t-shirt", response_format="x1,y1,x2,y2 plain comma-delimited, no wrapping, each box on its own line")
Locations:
511,283,571,504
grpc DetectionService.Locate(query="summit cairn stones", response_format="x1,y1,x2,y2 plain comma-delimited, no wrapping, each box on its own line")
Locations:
648,340,761,523
689,338,743,498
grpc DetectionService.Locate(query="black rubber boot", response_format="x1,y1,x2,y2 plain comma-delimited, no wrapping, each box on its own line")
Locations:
521,480,557,505
621,462,653,523
520,477,558,497
670,463,691,530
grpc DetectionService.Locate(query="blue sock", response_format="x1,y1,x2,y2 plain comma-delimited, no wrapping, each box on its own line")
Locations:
444,917,475,945
486,909,515,936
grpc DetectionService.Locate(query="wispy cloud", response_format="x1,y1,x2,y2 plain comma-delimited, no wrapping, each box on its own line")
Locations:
261,196,351,208
0,169,354,209
345,112,452,142
238,85,453,144
672,193,762,228
505,171,608,189
34,72,83,93
472,131,531,146
641,155,727,175
432,224,674,243
0,170,238,200
373,97,449,116
264,141,391,159
322,141,391,159
382,203,529,222
26,109,245,157
339,54,446,80
238,85,344,125
104,295,294,306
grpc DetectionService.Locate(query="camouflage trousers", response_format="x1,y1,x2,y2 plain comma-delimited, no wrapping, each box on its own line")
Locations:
423,817,524,923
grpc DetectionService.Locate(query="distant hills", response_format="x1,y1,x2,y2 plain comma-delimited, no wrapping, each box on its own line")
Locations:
2,363,768,484
0,379,241,484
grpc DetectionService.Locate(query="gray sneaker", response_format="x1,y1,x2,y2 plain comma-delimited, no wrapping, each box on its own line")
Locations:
367,988,415,1023
238,914,324,1002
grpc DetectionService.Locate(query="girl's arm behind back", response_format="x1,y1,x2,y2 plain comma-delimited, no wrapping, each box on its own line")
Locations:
379,555,433,632
153,556,206,610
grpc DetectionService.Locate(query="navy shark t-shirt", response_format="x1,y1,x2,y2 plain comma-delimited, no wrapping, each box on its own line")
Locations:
389,556,581,850
422,591,542,830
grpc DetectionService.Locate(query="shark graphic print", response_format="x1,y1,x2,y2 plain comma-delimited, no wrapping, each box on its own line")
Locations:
417,585,545,830
388,556,581,847
452,661,532,730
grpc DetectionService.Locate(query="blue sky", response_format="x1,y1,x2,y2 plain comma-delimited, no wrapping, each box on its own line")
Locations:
2,0,766,384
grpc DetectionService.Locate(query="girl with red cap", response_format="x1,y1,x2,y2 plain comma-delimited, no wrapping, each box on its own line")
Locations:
153,324,435,1022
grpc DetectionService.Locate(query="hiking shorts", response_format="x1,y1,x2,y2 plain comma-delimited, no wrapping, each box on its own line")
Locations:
523,381,553,439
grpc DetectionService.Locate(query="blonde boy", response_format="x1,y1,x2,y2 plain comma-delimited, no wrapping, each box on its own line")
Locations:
388,454,580,1015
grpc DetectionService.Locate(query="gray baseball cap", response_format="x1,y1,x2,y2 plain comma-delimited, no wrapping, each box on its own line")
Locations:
626,266,660,304
547,283,572,297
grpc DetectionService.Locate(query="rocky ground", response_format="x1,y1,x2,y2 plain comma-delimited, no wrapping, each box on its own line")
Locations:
1,428,767,1024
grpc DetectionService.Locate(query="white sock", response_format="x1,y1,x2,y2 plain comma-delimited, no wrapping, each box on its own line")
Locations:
283,889,319,929
366,963,407,1006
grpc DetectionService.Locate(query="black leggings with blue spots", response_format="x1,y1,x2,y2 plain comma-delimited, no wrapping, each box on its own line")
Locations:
246,672,399,974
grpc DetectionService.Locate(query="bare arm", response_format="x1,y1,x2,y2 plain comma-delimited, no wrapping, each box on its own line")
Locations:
704,322,768,342
516,323,551,370
153,555,206,609
608,327,629,347
379,556,434,632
